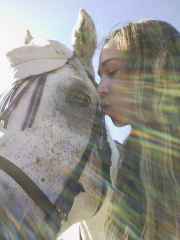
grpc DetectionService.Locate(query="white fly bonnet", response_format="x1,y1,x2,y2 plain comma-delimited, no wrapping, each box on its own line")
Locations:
6,39,73,83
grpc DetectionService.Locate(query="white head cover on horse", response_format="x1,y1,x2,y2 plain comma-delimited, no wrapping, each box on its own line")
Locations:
7,39,73,83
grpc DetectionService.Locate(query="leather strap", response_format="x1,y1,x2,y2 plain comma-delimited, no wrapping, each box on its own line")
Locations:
0,76,37,128
0,155,56,218
22,73,47,130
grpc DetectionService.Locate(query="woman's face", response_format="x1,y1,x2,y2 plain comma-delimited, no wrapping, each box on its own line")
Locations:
97,42,136,127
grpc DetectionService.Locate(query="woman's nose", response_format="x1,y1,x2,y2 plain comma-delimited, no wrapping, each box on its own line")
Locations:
97,78,109,96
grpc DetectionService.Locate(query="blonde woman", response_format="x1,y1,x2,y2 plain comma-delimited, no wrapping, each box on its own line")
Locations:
97,20,180,240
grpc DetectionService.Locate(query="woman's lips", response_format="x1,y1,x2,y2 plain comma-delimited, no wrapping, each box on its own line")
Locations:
101,102,111,114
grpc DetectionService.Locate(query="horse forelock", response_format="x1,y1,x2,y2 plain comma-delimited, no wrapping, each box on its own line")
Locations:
67,58,91,82
68,58,98,88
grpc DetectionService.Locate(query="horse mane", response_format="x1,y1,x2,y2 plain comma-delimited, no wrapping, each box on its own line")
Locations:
67,58,93,83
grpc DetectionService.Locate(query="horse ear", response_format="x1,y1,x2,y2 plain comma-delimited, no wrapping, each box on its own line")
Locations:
72,9,97,79
24,30,33,45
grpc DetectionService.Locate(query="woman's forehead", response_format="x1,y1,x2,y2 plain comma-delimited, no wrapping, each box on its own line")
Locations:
99,47,130,67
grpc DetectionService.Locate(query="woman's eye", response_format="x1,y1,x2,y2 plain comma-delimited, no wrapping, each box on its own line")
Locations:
107,70,118,78
71,91,91,108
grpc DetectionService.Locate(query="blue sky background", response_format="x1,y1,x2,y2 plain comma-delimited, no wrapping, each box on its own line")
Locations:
1,0,180,75
0,0,180,142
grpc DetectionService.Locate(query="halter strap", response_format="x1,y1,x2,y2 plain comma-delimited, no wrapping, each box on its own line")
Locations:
22,73,47,130
0,155,56,217
0,76,37,128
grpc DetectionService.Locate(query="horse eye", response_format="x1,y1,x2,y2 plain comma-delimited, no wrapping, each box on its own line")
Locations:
71,91,91,108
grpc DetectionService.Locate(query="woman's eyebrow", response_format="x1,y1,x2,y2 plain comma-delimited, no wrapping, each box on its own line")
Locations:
100,58,121,68
98,58,122,76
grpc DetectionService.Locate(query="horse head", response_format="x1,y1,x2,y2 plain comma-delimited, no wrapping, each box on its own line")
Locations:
0,9,113,240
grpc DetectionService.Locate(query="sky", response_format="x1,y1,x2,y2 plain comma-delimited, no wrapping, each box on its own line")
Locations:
0,0,180,239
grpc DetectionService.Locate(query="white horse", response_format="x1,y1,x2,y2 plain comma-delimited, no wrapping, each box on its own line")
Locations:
0,9,119,240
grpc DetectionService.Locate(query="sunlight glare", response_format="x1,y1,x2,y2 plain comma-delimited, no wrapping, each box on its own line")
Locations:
0,19,26,92
59,223,80,240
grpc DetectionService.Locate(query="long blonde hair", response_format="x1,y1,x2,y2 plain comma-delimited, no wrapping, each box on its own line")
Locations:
106,20,180,239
